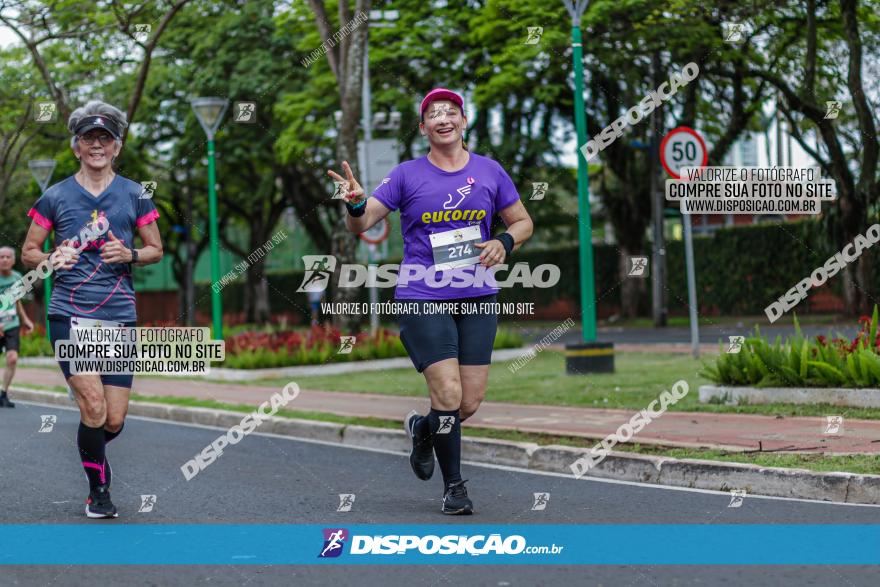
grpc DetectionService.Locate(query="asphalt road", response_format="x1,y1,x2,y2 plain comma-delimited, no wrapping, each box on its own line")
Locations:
1,401,878,586
519,323,860,346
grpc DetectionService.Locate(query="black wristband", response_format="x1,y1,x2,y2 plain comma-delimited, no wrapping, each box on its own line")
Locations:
130,248,139,263
345,199,367,217
494,232,515,257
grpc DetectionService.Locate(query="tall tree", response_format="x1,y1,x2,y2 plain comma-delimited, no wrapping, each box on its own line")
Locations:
708,0,879,314
290,0,372,333
0,0,191,128
185,0,300,323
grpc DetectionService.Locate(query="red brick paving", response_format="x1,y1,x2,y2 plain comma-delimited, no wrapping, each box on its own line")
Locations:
11,367,879,454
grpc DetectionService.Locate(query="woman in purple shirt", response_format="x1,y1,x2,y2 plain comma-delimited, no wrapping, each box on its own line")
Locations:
329,88,533,514
22,101,163,519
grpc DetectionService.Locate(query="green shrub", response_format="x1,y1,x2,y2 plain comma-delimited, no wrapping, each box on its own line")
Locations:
17,329,53,357
493,328,524,349
701,308,880,388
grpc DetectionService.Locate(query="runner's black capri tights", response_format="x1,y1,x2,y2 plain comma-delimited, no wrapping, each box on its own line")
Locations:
397,294,498,373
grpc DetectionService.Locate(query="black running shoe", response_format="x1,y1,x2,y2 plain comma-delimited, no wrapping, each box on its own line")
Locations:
85,485,118,519
404,410,434,480
0,391,14,408
442,479,473,515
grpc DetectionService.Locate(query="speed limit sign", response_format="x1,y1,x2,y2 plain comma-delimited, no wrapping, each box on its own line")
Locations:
359,217,390,245
659,126,708,179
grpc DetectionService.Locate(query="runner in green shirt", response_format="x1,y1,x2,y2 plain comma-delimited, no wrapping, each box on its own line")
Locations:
0,247,35,408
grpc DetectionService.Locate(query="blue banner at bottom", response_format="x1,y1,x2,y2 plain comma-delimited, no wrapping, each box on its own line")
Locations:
1,524,877,565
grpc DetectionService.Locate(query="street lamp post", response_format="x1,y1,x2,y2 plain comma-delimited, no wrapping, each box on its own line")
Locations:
190,97,229,340
28,159,56,335
562,0,614,373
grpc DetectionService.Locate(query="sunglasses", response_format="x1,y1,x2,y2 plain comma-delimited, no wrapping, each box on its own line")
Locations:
426,104,461,120
78,133,115,146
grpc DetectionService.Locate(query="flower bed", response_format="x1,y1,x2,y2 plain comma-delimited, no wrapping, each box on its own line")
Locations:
221,325,403,369
701,308,880,388
221,324,524,369
14,321,525,370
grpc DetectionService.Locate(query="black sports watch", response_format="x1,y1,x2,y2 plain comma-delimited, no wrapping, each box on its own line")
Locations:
130,248,139,263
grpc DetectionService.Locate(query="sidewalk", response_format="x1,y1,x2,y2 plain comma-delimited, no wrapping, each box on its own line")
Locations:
12,367,880,454
16,344,720,379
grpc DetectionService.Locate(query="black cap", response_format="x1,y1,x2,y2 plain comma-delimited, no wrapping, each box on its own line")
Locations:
74,115,121,139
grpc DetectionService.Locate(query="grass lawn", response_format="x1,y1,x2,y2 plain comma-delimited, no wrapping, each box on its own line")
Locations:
230,350,880,420
240,351,708,407
20,383,879,475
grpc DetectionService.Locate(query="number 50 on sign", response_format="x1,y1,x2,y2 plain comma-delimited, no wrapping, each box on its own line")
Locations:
660,127,708,179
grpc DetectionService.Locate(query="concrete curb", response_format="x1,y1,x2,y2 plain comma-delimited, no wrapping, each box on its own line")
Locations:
10,387,880,505
699,384,880,408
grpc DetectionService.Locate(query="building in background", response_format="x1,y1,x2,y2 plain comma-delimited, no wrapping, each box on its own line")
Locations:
693,128,816,235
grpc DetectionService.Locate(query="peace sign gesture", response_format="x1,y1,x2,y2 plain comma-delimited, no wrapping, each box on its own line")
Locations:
327,161,366,205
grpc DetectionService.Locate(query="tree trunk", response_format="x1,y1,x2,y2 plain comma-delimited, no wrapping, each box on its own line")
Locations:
245,260,271,324
173,258,186,325
856,250,872,315
618,245,644,319
243,277,252,323
329,3,369,335
837,192,864,315
330,214,362,333
472,104,490,149
841,263,857,315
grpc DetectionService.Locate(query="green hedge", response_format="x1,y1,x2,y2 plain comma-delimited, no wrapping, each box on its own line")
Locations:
505,219,846,316
494,244,619,313
476,219,843,316
666,220,838,315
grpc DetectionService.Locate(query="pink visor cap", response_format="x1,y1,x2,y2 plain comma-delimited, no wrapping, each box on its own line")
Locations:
419,88,464,118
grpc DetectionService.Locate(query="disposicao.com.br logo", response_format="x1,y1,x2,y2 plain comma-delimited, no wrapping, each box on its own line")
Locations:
296,255,560,292
318,528,349,558
318,529,564,558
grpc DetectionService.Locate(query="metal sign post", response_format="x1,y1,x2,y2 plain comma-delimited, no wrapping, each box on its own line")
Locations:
359,218,390,337
659,127,708,359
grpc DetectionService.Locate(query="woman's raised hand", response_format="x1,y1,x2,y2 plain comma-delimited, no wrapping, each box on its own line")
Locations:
327,161,366,204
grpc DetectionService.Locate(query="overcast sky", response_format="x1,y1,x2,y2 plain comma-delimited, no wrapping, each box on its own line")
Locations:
0,24,16,48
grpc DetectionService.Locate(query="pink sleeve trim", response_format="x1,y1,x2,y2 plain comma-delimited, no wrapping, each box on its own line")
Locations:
27,208,53,230
136,209,160,227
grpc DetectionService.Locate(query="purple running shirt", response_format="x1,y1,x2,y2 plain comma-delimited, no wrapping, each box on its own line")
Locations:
371,153,520,300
